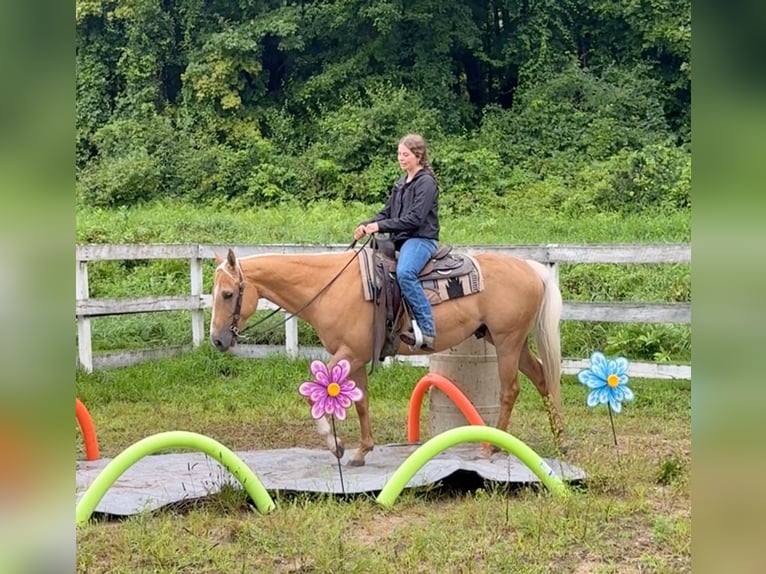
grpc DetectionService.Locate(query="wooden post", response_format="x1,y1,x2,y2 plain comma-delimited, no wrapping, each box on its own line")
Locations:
190,255,204,347
76,259,93,373
285,315,298,358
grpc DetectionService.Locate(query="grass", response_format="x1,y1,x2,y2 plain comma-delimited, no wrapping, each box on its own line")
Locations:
76,348,690,573
76,198,691,245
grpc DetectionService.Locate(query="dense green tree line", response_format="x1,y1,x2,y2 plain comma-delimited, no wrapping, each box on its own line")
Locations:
76,0,690,213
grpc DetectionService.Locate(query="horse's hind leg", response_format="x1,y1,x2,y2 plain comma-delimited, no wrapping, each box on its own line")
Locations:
481,338,523,458
519,343,567,452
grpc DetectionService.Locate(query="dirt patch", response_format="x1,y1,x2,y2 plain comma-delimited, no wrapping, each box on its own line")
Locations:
351,512,429,547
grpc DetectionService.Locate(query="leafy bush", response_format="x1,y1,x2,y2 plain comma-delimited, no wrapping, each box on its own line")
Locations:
241,161,297,205
299,84,444,202
431,140,509,215
542,142,691,216
169,124,298,205
79,147,162,207
592,144,691,212
78,115,182,206
343,156,402,204
479,63,672,175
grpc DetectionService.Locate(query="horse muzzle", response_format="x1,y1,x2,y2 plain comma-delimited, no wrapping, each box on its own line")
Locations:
210,329,236,352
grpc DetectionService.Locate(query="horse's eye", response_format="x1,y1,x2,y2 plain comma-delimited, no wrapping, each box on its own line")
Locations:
222,291,233,300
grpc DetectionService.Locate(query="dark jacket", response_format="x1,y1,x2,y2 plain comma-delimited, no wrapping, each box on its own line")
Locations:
363,169,439,249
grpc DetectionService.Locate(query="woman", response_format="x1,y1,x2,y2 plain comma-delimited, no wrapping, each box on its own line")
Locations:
353,134,440,351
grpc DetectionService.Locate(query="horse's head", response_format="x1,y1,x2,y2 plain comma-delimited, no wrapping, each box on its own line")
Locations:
209,249,259,352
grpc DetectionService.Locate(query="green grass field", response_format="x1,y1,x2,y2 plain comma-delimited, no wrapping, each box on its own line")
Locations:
76,350,690,573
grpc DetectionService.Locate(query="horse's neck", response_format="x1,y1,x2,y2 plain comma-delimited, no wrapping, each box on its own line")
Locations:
242,253,353,316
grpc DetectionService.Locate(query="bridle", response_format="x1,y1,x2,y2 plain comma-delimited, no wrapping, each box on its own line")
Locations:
228,259,247,339
221,236,372,343
223,256,284,341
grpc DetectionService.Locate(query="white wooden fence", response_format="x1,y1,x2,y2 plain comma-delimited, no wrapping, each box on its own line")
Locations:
76,243,691,379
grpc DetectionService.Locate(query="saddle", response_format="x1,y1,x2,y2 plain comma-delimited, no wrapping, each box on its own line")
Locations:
363,237,483,370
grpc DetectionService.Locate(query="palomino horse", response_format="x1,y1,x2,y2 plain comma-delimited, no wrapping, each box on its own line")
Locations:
209,245,565,466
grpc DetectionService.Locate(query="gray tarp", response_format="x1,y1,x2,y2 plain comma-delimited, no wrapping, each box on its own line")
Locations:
76,443,586,517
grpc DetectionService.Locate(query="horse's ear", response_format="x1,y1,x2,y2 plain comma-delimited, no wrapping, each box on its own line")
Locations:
226,248,237,268
214,252,223,265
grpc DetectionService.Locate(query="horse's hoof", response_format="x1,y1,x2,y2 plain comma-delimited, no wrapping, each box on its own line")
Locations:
324,435,345,459
347,458,366,467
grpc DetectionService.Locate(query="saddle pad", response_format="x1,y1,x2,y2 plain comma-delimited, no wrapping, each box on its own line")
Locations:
422,258,484,305
358,248,484,305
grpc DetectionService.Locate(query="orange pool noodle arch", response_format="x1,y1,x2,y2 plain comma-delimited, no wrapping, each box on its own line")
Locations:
76,398,100,461
407,373,486,442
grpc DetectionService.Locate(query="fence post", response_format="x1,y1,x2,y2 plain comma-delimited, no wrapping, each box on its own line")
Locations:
190,253,204,347
76,259,93,373
550,261,559,287
285,316,298,358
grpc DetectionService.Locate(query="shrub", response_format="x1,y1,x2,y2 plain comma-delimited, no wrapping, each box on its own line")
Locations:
176,129,298,205
241,162,297,205
78,115,182,206
592,144,691,213
480,63,672,175
349,156,402,204
79,148,162,207
299,84,444,202
431,140,509,215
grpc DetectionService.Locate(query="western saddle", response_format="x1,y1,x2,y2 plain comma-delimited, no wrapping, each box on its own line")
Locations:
366,236,477,370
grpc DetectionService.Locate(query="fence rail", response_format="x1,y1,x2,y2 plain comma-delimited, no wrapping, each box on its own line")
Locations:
75,243,691,379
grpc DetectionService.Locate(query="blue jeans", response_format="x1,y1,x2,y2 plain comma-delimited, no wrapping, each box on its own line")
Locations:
397,238,438,336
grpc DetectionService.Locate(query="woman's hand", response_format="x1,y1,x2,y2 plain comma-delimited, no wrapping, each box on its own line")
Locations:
354,222,379,240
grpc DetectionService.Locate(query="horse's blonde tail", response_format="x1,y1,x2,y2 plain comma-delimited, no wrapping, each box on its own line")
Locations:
525,260,563,415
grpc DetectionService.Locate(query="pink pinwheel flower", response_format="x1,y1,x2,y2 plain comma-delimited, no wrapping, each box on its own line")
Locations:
299,359,363,420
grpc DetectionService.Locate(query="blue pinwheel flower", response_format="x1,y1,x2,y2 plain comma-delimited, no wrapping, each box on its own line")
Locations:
578,352,634,413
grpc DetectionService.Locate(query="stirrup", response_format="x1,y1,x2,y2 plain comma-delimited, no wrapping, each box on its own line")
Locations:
400,320,424,349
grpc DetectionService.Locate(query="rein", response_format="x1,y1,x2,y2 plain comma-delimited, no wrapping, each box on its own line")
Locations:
229,236,372,342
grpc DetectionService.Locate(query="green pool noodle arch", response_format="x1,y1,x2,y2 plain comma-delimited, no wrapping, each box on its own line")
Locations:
376,425,570,507
76,431,275,525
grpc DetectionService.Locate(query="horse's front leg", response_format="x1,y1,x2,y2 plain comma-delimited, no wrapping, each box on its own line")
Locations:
303,396,345,459
305,356,373,464
347,367,374,467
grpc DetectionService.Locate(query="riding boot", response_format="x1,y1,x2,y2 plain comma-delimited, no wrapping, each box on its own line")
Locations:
400,320,435,352
420,334,435,352
400,319,424,347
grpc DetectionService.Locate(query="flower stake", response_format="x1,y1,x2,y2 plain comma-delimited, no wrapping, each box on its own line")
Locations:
578,352,634,465
299,359,362,495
